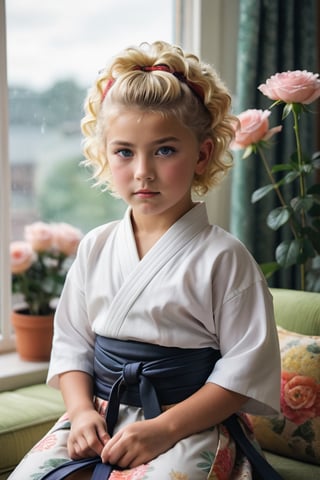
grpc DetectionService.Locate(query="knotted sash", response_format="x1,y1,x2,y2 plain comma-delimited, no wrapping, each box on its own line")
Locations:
41,336,283,480
94,336,220,418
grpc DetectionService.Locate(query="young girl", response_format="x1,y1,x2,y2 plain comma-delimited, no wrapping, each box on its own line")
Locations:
9,41,281,480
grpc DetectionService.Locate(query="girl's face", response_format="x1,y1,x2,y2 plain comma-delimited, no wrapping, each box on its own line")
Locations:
105,107,212,224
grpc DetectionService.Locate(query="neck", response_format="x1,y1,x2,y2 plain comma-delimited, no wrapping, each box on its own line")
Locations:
130,204,196,258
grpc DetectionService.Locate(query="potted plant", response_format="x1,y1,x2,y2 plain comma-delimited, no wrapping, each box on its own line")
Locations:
10,221,83,360
231,70,320,291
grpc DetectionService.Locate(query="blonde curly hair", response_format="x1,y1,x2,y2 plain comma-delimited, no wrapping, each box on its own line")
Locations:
81,41,236,196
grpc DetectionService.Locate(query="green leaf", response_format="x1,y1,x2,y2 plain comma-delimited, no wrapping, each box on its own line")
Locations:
301,163,313,174
291,102,305,115
303,226,320,254
269,100,283,109
267,207,291,230
271,163,293,173
312,151,320,161
196,451,215,473
242,145,254,159
291,195,315,214
307,343,320,354
292,421,315,443
297,238,316,263
292,152,311,167
281,171,300,185
306,256,320,291
251,184,275,203
270,416,286,435
282,103,293,119
275,239,301,267
259,262,280,279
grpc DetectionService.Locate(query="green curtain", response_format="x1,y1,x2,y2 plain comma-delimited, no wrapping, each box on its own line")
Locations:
230,0,318,290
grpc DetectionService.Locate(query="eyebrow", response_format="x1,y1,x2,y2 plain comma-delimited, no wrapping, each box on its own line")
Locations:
109,136,180,147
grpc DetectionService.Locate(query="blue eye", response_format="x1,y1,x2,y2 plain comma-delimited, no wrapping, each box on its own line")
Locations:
157,146,176,157
117,149,133,158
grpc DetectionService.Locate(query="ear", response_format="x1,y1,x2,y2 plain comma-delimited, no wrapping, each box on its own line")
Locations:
194,138,213,175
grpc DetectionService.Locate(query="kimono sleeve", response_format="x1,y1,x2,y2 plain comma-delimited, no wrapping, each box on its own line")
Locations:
207,281,281,416
47,233,96,389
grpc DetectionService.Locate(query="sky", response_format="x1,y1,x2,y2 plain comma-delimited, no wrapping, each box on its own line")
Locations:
6,0,174,90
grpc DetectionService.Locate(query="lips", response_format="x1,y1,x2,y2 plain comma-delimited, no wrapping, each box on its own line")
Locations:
134,189,159,197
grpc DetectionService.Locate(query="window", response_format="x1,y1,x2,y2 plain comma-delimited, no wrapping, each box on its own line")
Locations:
0,0,174,352
1,0,238,355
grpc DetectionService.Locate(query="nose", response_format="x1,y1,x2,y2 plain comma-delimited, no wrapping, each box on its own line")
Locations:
134,154,155,181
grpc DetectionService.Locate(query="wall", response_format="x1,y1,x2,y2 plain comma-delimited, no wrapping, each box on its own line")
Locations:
175,0,239,230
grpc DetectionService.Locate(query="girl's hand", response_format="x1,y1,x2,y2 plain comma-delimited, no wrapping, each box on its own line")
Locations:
101,417,171,468
100,383,248,469
68,409,110,460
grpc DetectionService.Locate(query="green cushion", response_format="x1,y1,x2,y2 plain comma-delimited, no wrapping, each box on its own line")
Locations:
0,384,65,477
270,288,320,335
265,451,320,480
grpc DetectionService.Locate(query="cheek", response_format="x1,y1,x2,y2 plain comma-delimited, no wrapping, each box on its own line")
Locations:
161,160,196,185
161,163,184,184
109,162,132,186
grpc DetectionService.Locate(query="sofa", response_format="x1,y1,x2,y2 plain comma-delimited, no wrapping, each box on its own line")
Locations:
0,288,319,479
0,384,65,479
252,288,320,479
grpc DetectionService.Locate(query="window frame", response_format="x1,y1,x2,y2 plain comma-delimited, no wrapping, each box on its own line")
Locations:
0,0,14,352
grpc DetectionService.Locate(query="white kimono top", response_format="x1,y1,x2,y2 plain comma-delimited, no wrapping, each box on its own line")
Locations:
48,203,281,415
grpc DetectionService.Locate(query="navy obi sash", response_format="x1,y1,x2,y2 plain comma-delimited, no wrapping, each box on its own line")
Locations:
40,336,283,480
94,336,221,435
94,335,221,410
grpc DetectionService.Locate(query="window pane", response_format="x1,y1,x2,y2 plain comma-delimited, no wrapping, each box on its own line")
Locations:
6,0,174,240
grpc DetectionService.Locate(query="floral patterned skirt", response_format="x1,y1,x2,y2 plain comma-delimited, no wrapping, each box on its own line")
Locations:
8,398,255,480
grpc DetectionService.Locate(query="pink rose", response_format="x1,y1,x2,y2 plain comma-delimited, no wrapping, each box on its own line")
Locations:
10,241,35,274
231,109,282,150
24,222,54,252
52,223,83,256
258,70,320,104
110,464,150,479
32,433,58,452
280,371,320,424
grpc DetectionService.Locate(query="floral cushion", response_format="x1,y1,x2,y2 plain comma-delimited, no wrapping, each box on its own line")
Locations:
249,326,320,465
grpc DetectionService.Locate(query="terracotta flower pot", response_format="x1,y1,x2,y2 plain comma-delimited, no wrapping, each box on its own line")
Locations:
11,309,54,361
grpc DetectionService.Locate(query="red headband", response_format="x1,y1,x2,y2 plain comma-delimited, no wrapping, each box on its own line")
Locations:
101,64,204,103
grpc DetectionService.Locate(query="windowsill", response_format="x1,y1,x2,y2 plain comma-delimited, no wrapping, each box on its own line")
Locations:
0,351,49,392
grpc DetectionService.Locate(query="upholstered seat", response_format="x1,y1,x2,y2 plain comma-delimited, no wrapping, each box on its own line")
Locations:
258,288,320,479
1,288,320,479
0,384,64,479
